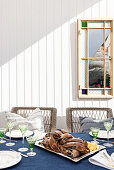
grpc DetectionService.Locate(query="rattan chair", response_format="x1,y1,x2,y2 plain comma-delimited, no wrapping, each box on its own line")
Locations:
11,107,57,132
66,107,113,133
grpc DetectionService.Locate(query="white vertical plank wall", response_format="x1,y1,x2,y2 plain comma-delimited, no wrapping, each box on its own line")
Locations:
0,0,114,121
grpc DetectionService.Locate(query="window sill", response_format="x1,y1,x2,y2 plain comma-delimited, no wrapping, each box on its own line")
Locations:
79,94,113,99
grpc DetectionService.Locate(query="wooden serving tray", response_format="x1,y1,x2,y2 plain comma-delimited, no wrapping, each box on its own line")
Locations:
35,140,105,162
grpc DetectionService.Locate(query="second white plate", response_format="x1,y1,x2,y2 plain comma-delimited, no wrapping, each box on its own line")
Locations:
6,130,33,138
89,130,114,139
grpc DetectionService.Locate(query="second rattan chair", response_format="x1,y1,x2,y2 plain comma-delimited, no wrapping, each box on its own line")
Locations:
66,107,113,133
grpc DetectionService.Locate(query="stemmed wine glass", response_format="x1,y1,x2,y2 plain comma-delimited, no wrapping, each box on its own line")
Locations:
26,135,38,156
6,120,15,146
90,127,100,144
18,123,28,152
103,119,113,147
0,128,6,143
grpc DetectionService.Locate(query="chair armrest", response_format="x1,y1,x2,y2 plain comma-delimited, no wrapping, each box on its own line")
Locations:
66,108,72,132
50,108,57,132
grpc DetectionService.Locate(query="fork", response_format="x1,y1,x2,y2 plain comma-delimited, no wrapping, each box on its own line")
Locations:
10,149,28,158
96,138,114,144
4,137,17,143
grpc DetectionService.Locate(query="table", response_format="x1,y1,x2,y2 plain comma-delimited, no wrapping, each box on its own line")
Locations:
1,133,114,170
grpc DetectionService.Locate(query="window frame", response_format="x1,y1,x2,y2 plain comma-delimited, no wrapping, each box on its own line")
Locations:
77,19,113,98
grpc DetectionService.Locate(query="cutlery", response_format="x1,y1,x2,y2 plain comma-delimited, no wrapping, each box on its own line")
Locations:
37,138,43,141
4,137,17,143
10,149,28,158
96,138,114,144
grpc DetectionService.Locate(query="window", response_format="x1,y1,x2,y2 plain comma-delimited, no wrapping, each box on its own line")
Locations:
78,19,113,98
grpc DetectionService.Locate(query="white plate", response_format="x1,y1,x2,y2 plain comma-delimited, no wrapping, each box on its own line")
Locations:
111,152,114,161
89,130,114,139
35,140,105,162
6,130,33,138
0,151,21,169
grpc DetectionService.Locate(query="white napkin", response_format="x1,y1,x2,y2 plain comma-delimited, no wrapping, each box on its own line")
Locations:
89,149,114,170
34,130,46,140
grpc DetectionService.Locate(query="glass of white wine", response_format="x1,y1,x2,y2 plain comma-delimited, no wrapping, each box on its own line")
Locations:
18,123,28,152
104,119,113,147
6,120,15,146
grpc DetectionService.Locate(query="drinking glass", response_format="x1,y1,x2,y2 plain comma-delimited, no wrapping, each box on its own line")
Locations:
104,119,113,147
6,121,15,146
0,128,6,143
26,135,37,156
18,123,28,152
90,127,100,144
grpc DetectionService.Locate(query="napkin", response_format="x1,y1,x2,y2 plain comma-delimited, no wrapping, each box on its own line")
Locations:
89,149,114,170
34,130,46,140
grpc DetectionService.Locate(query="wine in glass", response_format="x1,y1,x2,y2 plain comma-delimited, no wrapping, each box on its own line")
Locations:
6,121,15,146
104,120,113,147
18,123,28,152
0,128,6,143
90,127,100,144
26,135,37,156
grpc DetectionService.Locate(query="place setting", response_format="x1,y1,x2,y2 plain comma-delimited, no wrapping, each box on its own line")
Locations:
0,150,22,169
89,119,114,146
0,121,23,169
88,119,114,169
0,119,45,169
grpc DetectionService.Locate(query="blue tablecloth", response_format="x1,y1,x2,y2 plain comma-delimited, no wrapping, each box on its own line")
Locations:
1,133,114,170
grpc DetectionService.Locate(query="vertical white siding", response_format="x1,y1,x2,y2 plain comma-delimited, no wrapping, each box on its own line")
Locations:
31,0,39,108
0,0,114,116
0,0,2,111
1,0,9,111
25,0,32,106
9,0,17,109
47,0,54,107
16,0,24,107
